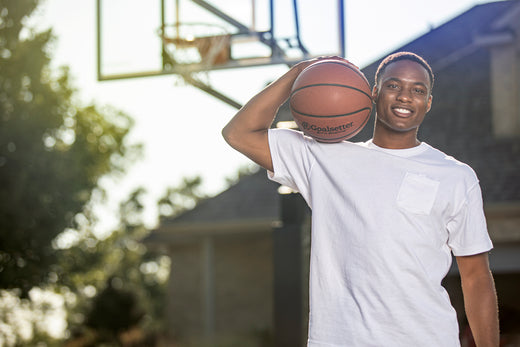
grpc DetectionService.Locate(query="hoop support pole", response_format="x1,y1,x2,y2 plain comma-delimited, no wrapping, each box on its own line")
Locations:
189,0,250,34
182,74,242,109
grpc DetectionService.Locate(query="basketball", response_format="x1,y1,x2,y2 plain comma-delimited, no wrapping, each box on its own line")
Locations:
290,59,373,143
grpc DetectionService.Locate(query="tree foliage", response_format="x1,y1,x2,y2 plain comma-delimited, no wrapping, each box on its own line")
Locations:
58,189,167,335
0,1,211,345
61,180,207,346
157,176,208,221
0,0,139,295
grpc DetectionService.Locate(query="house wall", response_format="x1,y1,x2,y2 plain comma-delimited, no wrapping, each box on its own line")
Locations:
166,241,205,342
490,42,520,137
488,10,520,138
213,233,274,340
165,231,274,345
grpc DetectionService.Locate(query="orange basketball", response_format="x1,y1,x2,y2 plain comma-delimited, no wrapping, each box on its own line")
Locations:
290,59,373,143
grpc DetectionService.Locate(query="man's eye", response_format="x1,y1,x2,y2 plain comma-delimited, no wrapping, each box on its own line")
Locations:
414,88,426,95
387,84,398,89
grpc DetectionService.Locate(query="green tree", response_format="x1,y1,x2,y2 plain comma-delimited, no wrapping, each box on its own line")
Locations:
224,163,259,187
58,188,167,345
157,176,208,221
0,0,139,295
60,177,207,346
0,1,212,345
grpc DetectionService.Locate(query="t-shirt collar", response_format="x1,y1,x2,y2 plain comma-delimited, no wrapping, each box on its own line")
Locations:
365,139,429,157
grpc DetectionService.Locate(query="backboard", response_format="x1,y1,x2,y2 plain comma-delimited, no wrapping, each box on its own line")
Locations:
97,0,345,80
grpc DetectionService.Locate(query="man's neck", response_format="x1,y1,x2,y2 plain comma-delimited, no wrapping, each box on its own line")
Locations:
372,131,421,149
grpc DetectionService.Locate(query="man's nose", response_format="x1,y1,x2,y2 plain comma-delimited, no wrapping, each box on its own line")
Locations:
397,89,412,102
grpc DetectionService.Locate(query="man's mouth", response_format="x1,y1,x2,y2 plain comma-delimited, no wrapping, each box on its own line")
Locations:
392,107,413,117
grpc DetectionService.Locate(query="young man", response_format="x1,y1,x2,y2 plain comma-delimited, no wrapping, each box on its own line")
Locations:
222,52,499,346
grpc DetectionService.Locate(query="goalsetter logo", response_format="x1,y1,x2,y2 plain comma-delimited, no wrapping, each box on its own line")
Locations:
301,121,354,133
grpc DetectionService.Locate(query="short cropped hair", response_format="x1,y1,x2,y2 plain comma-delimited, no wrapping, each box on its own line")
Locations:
375,52,435,90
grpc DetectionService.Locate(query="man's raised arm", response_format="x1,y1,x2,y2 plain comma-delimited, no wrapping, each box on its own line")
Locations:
222,59,320,172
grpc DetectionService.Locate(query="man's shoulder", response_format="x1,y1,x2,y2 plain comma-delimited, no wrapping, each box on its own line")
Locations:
269,128,364,150
423,143,478,180
269,127,307,142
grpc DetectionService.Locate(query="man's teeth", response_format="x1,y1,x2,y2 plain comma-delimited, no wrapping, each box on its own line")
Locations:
394,108,411,114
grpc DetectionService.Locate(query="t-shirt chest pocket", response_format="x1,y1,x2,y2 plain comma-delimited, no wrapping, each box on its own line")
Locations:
396,172,440,215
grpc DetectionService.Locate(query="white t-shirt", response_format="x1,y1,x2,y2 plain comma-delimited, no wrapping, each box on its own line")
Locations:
267,128,492,347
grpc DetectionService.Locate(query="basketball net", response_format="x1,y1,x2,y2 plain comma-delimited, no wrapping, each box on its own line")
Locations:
159,23,231,73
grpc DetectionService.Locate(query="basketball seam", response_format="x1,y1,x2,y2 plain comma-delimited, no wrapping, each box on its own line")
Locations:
290,106,372,118
290,83,372,100
301,60,371,86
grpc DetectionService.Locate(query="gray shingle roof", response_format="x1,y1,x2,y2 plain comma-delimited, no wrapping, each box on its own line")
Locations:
161,169,281,227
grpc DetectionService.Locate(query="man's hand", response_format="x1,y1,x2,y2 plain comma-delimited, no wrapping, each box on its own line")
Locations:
222,56,355,171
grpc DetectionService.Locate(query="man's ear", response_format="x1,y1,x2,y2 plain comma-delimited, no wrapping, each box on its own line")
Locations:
426,94,433,113
371,85,378,104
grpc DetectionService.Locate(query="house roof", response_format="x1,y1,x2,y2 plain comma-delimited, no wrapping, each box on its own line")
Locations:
152,0,520,238
163,169,280,225
146,169,282,241
359,0,518,77
355,0,520,203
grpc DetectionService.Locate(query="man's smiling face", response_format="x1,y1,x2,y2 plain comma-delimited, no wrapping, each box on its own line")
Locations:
372,59,433,135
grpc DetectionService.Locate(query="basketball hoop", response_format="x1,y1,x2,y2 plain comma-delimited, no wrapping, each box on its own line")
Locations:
158,23,231,71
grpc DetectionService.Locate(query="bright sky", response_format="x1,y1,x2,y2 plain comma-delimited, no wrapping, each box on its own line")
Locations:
32,0,488,235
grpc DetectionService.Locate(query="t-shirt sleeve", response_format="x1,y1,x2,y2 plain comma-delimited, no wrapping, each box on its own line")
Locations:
267,128,314,204
447,182,493,256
